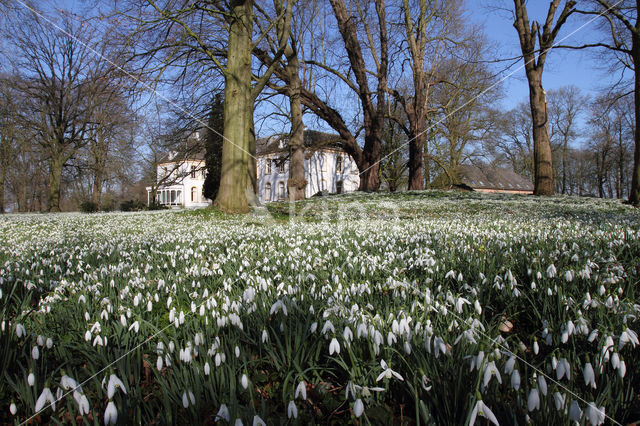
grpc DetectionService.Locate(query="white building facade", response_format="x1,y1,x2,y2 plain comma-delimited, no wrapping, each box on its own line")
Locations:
256,131,360,203
146,153,212,208
148,130,360,207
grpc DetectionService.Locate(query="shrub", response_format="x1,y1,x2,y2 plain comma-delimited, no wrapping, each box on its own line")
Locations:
120,199,146,212
79,200,99,213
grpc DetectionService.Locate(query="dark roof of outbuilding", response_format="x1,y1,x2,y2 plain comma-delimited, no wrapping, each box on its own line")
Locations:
457,164,533,191
256,130,345,155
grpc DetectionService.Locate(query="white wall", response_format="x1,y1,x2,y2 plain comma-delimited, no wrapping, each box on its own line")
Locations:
257,149,360,203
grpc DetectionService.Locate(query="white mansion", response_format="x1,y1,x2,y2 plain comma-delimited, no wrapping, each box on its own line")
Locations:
148,130,360,207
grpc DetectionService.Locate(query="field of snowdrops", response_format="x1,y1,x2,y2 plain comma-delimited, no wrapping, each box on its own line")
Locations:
1,191,639,425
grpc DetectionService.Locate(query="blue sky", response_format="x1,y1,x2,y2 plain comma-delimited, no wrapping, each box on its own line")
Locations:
468,1,622,110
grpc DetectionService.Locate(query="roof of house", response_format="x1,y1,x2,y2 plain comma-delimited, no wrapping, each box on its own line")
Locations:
257,130,345,156
157,149,205,164
457,164,533,191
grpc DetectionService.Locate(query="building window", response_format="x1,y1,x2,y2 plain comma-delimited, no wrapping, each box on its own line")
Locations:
191,186,197,202
336,156,343,174
278,181,286,200
277,159,285,174
201,169,206,179
264,183,272,202
336,180,343,194
265,159,272,175
191,165,196,179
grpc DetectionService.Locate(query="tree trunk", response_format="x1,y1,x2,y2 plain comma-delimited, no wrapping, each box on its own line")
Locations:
92,167,104,209
528,74,554,195
561,135,568,194
214,0,253,213
0,166,5,213
630,36,640,205
286,44,306,201
47,155,64,212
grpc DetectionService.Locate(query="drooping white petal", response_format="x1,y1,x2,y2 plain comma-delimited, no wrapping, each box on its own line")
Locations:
353,399,364,418
295,381,307,400
287,400,298,419
104,401,117,424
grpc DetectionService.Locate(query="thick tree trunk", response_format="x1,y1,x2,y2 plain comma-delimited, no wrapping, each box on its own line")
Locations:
286,46,306,201
528,74,554,195
92,167,103,209
0,166,5,213
408,125,424,189
630,39,640,205
214,0,253,213
47,155,64,212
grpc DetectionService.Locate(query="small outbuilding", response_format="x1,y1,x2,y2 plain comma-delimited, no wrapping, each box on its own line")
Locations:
437,164,534,194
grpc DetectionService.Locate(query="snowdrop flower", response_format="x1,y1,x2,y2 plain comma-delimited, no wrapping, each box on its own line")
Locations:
619,328,638,350
468,399,499,425
9,402,17,415
156,356,163,371
538,375,548,396
533,340,539,355
584,362,596,389
618,358,627,378
46,338,53,349
104,400,117,424
322,320,335,336
527,388,540,411
252,415,266,426
182,391,190,408
287,400,298,419
585,402,605,425
474,299,482,315
204,362,210,375
329,337,340,355
353,399,364,417
569,400,582,421
310,322,318,333
28,371,35,386
107,374,127,399
343,326,353,344
261,329,269,343
216,404,230,422
128,321,139,333
556,358,570,381
60,374,80,392
241,373,249,389
15,323,25,338
235,346,240,358
504,356,515,375
482,361,502,387
376,359,403,382
295,381,307,400
34,387,56,412
546,264,556,278
511,370,520,391
553,392,565,411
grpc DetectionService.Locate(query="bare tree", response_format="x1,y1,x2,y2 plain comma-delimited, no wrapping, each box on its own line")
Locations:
512,0,576,196
547,86,588,194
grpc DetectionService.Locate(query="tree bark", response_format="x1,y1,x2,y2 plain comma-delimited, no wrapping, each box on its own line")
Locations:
0,166,5,213
214,0,253,213
286,43,307,201
513,0,575,196
47,154,64,212
631,33,640,205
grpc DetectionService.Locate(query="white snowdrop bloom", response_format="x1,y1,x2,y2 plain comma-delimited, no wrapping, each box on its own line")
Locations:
15,323,25,338
261,329,269,343
28,372,35,386
553,392,565,411
387,331,397,346
215,353,222,367
241,373,249,389
611,352,621,369
556,358,570,381
343,326,353,343
511,370,520,391
179,311,185,324
156,356,163,371
564,270,574,282
120,315,127,327
546,264,556,278
310,322,318,333
468,399,499,426
588,329,599,342
167,296,172,309
527,388,540,411
533,340,539,354
353,398,364,417
584,362,596,389
504,356,516,374
74,391,90,415
404,341,412,354
287,400,298,419
61,374,79,391
182,391,189,408
585,402,605,426
216,404,230,422
234,346,240,359
104,400,118,424
32,346,39,360
474,300,482,315
128,321,139,333
34,387,56,413
92,335,104,347
169,341,175,353
295,381,307,400
619,328,639,350
169,309,175,324
482,361,502,387
376,359,403,382
107,374,127,399
561,330,569,344
133,295,140,306
322,320,335,336
538,375,548,396
619,359,627,378
252,415,266,426
569,400,583,422
36,335,44,346
10,402,17,415
45,337,53,349
147,300,153,312
329,338,340,355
